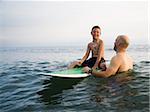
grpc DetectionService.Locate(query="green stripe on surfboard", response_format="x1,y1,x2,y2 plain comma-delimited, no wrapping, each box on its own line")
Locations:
53,68,84,74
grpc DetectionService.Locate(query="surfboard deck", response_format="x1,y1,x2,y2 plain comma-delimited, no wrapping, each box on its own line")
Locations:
43,68,90,78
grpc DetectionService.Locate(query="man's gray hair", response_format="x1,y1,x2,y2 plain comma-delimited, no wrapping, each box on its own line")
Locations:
117,35,130,48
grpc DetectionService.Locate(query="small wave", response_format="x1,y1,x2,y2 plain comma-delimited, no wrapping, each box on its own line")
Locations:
38,62,50,65
140,61,150,64
0,58,149,112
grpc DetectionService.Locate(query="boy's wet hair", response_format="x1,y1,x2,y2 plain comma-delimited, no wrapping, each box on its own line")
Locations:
91,26,101,31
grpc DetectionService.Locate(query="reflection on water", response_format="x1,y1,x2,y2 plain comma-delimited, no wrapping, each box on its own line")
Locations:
37,77,83,105
36,69,149,112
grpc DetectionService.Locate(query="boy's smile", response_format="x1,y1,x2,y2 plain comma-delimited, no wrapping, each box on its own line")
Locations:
91,28,101,40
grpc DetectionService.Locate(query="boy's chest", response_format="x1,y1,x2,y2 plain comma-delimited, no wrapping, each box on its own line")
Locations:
89,43,99,50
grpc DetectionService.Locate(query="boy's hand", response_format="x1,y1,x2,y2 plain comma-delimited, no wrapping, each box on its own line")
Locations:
92,65,98,69
83,67,91,73
77,61,82,66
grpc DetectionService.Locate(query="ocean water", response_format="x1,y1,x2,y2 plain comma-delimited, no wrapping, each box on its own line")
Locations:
0,45,149,112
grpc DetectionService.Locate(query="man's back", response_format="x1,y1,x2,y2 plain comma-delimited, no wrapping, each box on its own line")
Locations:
116,53,133,73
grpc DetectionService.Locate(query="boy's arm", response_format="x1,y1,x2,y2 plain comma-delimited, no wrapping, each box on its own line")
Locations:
79,44,91,64
93,40,104,69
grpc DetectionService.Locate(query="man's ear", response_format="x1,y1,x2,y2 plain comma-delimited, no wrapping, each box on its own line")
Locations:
118,42,123,47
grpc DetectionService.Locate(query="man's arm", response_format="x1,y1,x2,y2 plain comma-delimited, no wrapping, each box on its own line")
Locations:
92,56,121,78
83,55,121,77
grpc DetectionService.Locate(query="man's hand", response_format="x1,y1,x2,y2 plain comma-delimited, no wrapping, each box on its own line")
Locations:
83,66,91,73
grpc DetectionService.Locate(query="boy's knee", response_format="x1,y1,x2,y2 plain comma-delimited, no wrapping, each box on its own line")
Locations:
99,63,107,71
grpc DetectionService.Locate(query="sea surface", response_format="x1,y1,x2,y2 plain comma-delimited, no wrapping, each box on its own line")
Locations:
0,45,149,112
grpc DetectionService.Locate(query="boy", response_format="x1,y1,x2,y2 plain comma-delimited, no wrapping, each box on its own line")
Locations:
68,26,106,71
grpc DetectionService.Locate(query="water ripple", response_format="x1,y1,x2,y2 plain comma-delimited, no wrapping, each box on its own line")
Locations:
0,58,149,112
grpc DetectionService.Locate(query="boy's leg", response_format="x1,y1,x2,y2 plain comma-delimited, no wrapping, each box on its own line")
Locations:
82,58,96,68
98,58,107,71
99,62,107,71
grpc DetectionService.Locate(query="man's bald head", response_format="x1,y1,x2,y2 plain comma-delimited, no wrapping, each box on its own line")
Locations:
116,35,130,48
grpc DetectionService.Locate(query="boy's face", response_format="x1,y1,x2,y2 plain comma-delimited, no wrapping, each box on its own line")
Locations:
91,28,101,40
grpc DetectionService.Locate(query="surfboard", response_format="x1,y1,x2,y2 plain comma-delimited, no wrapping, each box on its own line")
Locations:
43,68,90,78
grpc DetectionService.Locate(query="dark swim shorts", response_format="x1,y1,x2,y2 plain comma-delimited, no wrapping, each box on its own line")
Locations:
74,57,106,71
81,57,105,68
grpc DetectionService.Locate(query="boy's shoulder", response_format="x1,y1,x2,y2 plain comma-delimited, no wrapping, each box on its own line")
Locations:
99,39,103,43
87,42,93,47
88,41,94,45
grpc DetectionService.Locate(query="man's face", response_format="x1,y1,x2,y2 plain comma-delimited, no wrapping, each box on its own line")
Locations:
91,28,101,40
113,38,119,51
113,42,117,51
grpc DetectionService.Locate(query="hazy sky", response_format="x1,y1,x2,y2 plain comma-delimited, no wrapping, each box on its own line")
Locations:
0,1,148,47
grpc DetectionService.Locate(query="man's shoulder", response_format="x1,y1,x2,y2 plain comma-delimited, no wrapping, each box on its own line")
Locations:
111,54,122,62
111,55,118,60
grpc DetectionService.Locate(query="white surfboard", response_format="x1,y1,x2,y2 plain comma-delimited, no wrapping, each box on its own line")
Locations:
43,68,90,78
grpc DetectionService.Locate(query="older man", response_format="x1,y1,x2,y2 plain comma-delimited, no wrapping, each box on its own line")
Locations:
83,35,133,78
